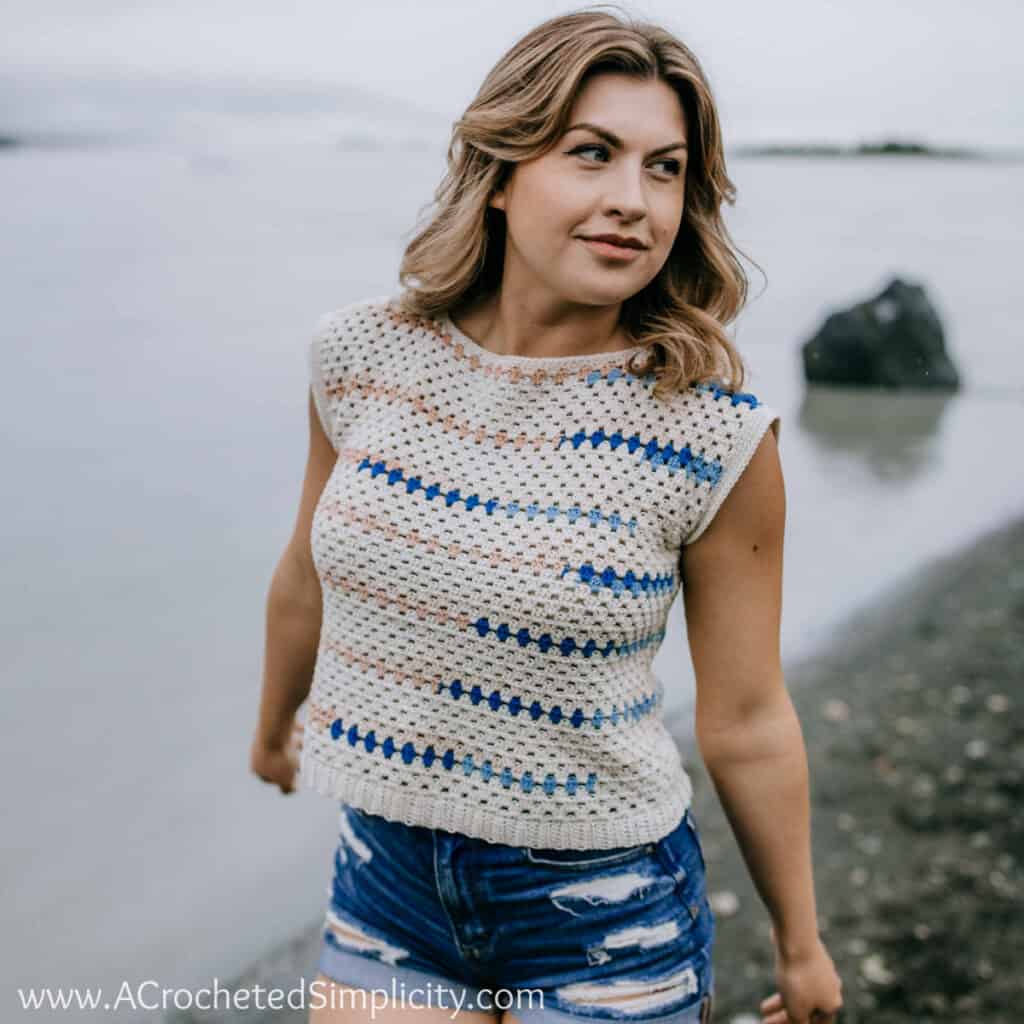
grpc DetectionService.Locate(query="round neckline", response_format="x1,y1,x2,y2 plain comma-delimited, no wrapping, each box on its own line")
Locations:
441,310,647,367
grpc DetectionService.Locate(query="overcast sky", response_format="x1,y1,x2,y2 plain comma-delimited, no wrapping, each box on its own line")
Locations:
2,0,1021,147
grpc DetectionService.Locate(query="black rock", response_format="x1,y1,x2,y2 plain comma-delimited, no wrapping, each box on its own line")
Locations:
802,277,960,390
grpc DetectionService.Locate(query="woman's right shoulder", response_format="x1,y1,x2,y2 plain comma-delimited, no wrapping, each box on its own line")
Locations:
308,291,405,373
307,293,404,451
313,292,399,343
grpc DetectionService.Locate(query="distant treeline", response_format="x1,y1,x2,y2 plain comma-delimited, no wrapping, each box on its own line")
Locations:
731,140,1023,161
2,130,1021,161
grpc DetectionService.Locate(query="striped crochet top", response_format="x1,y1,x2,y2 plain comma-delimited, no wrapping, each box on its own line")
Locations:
298,292,781,850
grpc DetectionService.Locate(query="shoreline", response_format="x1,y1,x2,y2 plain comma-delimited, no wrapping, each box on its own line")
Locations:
683,513,1024,1022
170,513,1024,1023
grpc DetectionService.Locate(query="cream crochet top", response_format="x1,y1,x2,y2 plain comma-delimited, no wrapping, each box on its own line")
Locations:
298,293,781,849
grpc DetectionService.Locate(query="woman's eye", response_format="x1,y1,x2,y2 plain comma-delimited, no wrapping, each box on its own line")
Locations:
570,143,609,162
568,143,681,177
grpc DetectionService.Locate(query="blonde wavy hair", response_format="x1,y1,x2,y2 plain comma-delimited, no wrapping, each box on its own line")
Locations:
396,3,758,402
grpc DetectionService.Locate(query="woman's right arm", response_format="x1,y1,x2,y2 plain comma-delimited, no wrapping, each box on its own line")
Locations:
249,388,337,794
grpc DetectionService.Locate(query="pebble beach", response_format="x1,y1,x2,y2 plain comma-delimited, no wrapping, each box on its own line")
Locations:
169,513,1024,1024
685,513,1024,1023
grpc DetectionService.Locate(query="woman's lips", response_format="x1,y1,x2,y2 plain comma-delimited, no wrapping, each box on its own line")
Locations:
580,237,644,261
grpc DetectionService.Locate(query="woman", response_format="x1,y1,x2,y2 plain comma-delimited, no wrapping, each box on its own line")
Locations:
250,6,843,1024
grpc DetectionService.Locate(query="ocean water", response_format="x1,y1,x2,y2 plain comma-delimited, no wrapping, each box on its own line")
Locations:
2,134,1021,1018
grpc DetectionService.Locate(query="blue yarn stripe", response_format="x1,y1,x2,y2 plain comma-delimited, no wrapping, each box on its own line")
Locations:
356,457,638,535
436,678,661,729
556,383,761,484
469,618,666,657
584,367,657,388
556,428,722,484
560,561,675,597
692,381,763,408
327,715,598,796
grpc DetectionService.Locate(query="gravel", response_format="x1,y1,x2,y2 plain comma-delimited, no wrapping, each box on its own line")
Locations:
683,514,1024,1023
170,514,1024,1023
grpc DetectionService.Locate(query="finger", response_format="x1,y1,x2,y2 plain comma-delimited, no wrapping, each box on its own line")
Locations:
762,1011,789,1024
760,993,783,1012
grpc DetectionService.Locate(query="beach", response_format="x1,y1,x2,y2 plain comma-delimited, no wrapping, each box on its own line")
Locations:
6,138,1023,1012
169,512,1024,1024
685,512,1024,1023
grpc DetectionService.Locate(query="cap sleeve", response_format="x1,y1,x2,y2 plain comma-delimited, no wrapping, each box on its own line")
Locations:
680,384,781,546
308,311,339,449
307,294,398,450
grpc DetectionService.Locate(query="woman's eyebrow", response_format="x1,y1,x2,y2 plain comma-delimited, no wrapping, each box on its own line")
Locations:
565,122,687,156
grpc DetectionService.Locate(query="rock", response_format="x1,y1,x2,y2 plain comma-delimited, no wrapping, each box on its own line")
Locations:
965,738,989,759
801,276,960,389
709,889,741,916
821,698,850,721
860,953,895,985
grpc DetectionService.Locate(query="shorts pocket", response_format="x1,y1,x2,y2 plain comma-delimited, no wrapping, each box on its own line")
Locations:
654,814,709,918
524,841,656,870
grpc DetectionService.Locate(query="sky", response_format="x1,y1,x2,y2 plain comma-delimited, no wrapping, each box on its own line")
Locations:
2,0,1022,148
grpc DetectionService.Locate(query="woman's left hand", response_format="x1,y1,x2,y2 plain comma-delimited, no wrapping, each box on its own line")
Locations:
758,925,844,1023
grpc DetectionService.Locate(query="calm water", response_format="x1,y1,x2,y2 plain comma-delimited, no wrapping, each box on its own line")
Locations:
2,135,1022,1018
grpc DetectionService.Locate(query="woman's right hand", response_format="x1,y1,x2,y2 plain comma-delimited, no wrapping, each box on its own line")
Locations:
250,721,303,795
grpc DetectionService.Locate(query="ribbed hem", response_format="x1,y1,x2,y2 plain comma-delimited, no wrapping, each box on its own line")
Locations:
300,748,692,850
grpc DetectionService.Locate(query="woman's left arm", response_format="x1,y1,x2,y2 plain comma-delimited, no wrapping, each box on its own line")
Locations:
680,428,843,1021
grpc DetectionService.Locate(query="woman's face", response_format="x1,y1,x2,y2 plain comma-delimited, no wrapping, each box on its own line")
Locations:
489,72,689,310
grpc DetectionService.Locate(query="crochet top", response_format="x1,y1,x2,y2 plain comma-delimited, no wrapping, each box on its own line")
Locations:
298,292,781,849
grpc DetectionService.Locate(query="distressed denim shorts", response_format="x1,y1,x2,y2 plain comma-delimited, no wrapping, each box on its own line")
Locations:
316,802,716,1024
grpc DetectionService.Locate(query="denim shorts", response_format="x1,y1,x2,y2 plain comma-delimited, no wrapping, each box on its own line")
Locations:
316,802,715,1024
